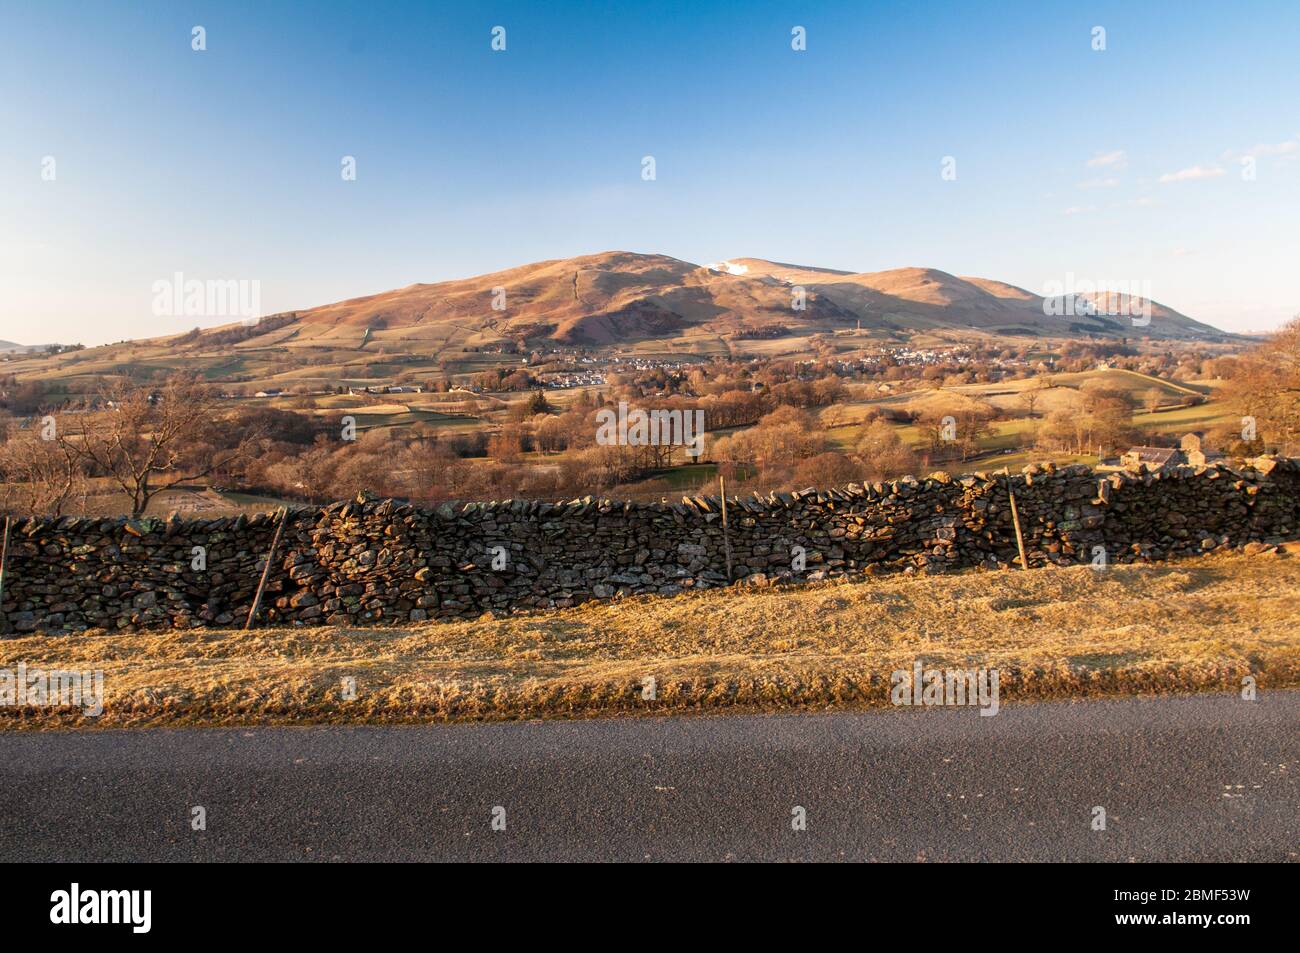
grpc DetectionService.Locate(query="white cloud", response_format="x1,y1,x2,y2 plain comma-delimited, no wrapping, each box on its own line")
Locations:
1219,135,1300,165
1086,150,1128,169
1076,177,1119,189
1062,205,1095,215
1158,165,1226,183
1247,140,1298,157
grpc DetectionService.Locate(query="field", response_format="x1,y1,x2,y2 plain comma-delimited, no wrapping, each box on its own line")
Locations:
3,548,1295,729
805,368,1237,474
303,403,484,434
37,481,289,518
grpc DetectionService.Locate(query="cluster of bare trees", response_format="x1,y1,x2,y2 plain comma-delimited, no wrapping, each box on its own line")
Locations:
1031,382,1139,457
1227,315,1300,456
711,407,830,471
0,425,82,516
917,407,995,462
0,376,259,516
709,406,923,491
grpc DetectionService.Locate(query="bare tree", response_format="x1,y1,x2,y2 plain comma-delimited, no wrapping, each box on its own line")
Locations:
855,420,919,480
0,427,86,516
57,375,257,516
955,408,996,461
1230,316,1300,455
919,405,995,462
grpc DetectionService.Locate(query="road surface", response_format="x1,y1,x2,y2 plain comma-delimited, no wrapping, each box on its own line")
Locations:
1,693,1295,861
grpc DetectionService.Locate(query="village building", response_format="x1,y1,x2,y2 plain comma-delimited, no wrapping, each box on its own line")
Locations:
348,384,424,396
1119,446,1183,471
1118,433,1225,472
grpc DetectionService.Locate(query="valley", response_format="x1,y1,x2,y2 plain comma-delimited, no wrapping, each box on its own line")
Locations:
0,251,1276,518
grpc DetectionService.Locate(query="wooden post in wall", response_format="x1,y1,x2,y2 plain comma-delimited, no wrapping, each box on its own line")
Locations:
1002,468,1028,570
0,515,10,627
245,507,288,630
719,475,733,581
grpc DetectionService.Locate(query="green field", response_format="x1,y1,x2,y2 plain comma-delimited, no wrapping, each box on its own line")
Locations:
1133,401,1238,433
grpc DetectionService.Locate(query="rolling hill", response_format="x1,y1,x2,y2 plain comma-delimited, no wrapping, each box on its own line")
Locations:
1,252,1234,392
254,251,1225,348
249,252,853,349
717,257,1223,339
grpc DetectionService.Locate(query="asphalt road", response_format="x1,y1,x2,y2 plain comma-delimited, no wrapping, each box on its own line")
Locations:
1,693,1295,862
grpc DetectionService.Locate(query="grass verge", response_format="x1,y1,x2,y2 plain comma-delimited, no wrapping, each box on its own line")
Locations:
1,549,1296,729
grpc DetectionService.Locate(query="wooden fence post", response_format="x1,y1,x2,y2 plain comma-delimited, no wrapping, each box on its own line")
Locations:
1003,468,1028,570
245,507,288,630
719,475,733,582
0,515,10,628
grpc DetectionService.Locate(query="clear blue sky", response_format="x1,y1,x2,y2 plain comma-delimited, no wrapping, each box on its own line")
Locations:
2,0,1298,345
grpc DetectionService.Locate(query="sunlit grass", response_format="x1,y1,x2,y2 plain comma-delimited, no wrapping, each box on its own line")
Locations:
3,548,1294,729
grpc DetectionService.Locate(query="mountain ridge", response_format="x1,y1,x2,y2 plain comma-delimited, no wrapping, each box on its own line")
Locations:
144,251,1232,354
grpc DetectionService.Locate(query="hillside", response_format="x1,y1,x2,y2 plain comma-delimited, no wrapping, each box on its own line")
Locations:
245,251,855,349
721,257,1224,339
261,251,1225,347
1,251,1236,395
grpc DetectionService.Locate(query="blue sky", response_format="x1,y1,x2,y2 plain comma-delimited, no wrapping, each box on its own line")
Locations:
2,0,1298,345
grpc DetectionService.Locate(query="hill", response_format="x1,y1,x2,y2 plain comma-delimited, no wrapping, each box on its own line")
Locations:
241,251,1229,349
0,251,1236,394
246,252,853,349
721,257,1224,339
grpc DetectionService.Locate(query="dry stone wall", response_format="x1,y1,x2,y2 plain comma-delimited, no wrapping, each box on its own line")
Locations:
3,458,1298,634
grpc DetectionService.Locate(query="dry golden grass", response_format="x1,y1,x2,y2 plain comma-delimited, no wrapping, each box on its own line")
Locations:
2,550,1297,729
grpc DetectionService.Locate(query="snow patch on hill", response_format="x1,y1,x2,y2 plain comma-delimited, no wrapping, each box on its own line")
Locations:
704,260,750,276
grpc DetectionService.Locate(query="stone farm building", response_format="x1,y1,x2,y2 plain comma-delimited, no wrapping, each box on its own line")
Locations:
1119,432,1226,472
